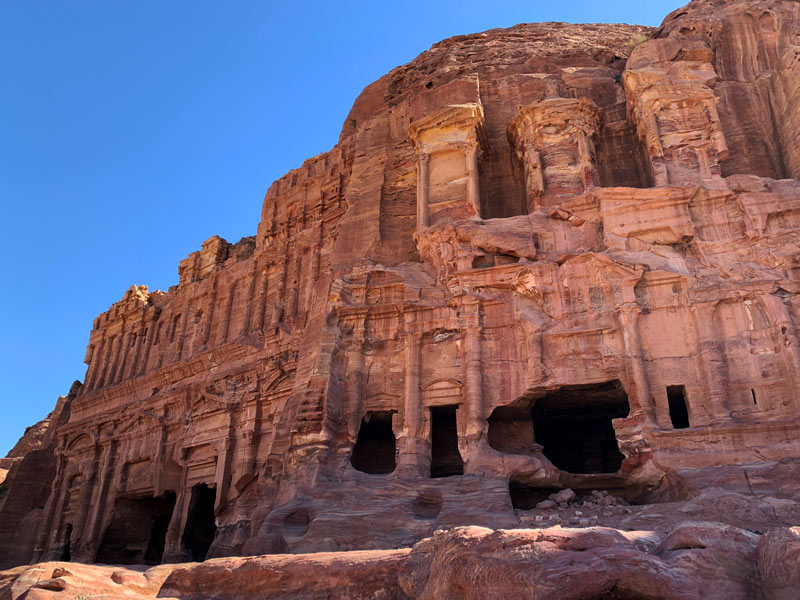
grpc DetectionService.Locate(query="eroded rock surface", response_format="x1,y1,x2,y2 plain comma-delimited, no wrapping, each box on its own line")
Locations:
1,1,799,597
1,523,794,599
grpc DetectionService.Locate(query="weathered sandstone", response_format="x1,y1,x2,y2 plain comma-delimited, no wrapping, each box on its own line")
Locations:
2,522,798,599
1,0,799,597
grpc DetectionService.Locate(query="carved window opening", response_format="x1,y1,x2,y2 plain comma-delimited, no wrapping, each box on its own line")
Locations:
487,404,536,454
430,405,464,478
532,380,629,474
182,484,217,561
751,389,758,405
509,482,562,510
350,411,396,474
95,492,177,565
667,385,690,429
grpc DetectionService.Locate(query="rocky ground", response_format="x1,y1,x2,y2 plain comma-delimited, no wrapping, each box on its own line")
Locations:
2,518,798,599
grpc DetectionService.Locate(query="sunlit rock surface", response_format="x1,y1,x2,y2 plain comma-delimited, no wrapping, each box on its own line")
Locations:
2,0,799,597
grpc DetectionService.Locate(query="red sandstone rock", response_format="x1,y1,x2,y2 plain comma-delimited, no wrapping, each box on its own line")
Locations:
0,523,779,599
757,526,800,600
1,2,799,598
400,523,762,599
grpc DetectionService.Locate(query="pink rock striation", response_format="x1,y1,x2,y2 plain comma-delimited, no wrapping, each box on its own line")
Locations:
1,0,800,597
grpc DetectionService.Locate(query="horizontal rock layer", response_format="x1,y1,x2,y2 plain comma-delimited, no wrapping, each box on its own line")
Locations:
1,2,799,597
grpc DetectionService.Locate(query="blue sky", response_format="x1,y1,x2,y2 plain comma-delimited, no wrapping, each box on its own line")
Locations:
0,0,683,455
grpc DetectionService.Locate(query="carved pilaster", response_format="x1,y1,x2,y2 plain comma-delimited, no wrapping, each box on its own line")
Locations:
616,304,654,425
416,153,430,228
690,301,730,419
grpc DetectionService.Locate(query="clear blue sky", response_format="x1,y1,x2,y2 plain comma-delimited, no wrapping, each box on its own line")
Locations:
0,0,683,455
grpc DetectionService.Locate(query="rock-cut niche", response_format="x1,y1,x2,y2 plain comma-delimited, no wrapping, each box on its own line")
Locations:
95,492,176,565
181,483,217,561
350,411,397,474
488,380,630,474
430,405,464,478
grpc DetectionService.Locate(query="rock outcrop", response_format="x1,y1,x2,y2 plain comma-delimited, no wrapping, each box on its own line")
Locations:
3,523,799,599
2,0,799,597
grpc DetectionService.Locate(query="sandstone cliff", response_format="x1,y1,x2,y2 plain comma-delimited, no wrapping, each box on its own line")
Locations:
2,0,800,597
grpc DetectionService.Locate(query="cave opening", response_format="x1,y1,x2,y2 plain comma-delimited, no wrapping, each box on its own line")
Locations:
350,411,397,474
532,380,629,474
95,492,176,565
182,484,217,562
667,385,690,429
487,404,536,454
430,405,464,478
509,482,563,510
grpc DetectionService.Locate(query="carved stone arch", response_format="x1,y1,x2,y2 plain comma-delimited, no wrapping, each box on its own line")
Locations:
66,431,97,452
265,369,294,394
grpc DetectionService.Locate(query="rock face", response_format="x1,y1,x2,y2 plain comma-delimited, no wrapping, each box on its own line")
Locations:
1,1,799,596
1,523,798,599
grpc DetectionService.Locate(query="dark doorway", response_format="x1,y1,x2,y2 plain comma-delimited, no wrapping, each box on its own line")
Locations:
350,411,396,474
487,405,536,454
61,524,72,561
667,385,690,429
509,482,562,510
182,484,217,561
532,381,629,474
143,510,172,564
96,493,177,565
430,405,464,478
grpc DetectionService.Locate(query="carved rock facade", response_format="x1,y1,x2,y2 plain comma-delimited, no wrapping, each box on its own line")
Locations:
1,1,799,588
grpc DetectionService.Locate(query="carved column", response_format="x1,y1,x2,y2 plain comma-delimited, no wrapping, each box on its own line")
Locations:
395,333,428,476
127,323,145,380
85,338,104,391
99,334,120,389
462,325,485,438
287,247,302,320
163,455,189,563
416,153,430,228
616,304,654,424
71,446,100,561
175,308,189,360
114,330,131,384
762,296,800,414
219,283,237,343
466,145,480,215
202,275,219,346
242,262,258,332
253,266,269,332
271,248,289,326
690,301,730,419
214,438,232,513
457,297,485,443
137,313,157,375
82,440,117,557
